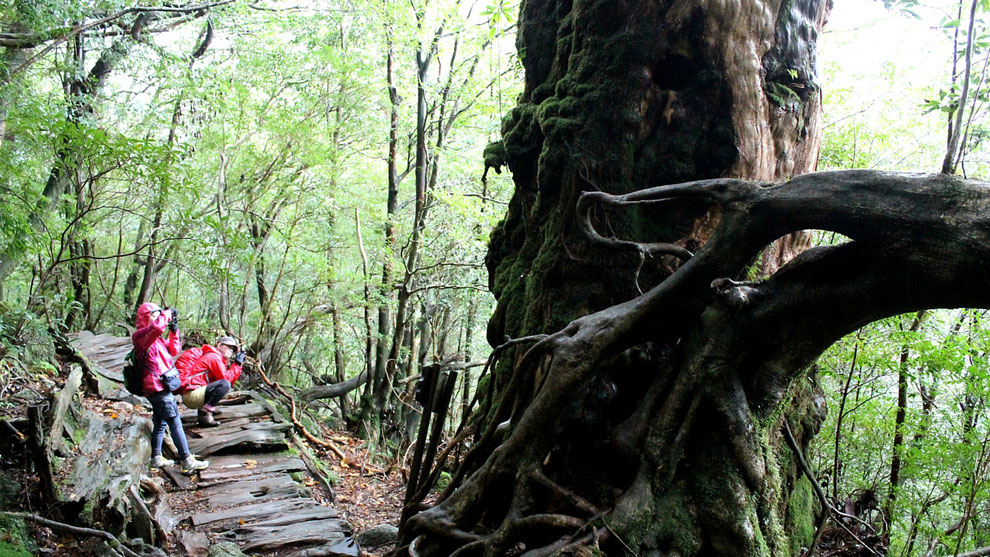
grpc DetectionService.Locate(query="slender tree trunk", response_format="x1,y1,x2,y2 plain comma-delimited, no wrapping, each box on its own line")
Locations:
65,239,92,331
884,310,927,525
356,209,374,394
135,205,164,310
460,302,476,416
325,211,348,410
374,21,401,397
86,228,123,331
374,22,433,412
943,0,979,174
0,36,29,151
832,335,860,500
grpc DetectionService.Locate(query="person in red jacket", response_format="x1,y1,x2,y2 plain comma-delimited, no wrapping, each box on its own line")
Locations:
131,303,208,474
175,336,245,427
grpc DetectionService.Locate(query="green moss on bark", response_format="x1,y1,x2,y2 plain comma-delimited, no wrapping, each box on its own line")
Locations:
786,475,817,555
475,0,829,555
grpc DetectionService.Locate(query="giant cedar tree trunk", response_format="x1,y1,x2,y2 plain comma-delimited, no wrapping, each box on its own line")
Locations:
403,0,835,555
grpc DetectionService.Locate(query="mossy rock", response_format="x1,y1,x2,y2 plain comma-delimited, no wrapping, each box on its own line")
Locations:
208,541,249,557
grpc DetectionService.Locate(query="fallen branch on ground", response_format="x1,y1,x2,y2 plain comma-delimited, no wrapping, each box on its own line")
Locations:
252,358,347,461
1,511,166,557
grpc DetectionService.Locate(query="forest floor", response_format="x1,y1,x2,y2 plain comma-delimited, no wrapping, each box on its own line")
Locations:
306,423,407,545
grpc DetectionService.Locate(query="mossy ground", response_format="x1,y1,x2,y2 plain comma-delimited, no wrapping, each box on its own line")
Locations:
0,472,35,556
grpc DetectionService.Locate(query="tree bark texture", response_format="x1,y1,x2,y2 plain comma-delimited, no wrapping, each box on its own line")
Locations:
399,0,869,555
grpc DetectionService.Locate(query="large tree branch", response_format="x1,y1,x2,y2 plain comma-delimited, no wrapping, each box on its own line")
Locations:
299,371,368,402
0,1,234,47
582,169,990,414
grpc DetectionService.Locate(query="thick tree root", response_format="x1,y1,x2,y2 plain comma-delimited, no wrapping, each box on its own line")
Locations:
2,511,167,557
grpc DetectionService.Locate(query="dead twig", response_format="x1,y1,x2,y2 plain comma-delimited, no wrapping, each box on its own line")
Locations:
251,358,347,461
784,419,881,557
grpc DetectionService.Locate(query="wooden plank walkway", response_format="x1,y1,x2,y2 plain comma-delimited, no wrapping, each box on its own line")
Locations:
71,332,359,557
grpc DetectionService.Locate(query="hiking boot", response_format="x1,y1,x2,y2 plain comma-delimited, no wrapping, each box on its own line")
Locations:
210,407,223,416
197,410,219,427
181,455,209,475
150,455,174,468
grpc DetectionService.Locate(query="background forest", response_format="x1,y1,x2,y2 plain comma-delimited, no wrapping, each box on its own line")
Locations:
2,0,990,555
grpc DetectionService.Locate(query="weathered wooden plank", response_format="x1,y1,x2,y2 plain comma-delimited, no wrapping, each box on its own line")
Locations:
186,425,289,456
179,403,270,420
205,483,303,508
230,518,351,553
182,417,253,432
204,453,301,468
197,456,306,481
283,539,360,557
198,473,296,497
190,498,317,528
161,465,196,490
184,418,292,437
70,332,110,350
241,421,292,433
92,344,132,364
88,359,123,382
194,475,305,508
80,339,131,358
243,506,340,527
72,334,132,378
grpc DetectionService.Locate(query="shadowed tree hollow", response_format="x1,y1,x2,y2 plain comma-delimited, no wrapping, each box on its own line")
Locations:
399,0,990,556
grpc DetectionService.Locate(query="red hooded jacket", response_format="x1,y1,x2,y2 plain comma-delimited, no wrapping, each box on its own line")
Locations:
131,302,180,395
174,344,242,394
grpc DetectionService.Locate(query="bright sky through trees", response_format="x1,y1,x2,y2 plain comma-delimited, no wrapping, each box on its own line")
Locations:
821,1,955,172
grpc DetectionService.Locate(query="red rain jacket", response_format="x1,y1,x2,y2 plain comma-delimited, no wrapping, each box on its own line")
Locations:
131,302,180,395
174,344,242,394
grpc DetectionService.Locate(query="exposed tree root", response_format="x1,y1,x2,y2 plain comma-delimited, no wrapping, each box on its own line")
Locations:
2,511,166,557
403,171,990,555
253,359,346,460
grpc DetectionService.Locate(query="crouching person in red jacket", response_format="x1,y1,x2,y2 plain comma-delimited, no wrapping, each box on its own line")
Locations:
175,336,245,427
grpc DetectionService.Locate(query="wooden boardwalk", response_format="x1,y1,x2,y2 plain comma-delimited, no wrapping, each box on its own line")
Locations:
71,331,358,557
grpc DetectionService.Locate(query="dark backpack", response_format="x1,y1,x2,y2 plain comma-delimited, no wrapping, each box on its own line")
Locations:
122,349,145,396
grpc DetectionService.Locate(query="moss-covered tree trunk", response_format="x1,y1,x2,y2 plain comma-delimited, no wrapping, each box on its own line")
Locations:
403,0,835,555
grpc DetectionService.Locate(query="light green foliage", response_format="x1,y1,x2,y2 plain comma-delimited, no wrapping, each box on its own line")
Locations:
815,20,990,552
0,0,522,448
813,310,990,554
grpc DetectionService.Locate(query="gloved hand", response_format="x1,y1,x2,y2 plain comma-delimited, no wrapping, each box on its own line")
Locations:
234,352,247,365
168,308,178,333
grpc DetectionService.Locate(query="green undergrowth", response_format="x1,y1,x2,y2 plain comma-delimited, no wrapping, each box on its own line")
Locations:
0,472,34,556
